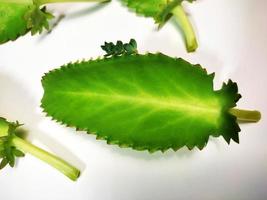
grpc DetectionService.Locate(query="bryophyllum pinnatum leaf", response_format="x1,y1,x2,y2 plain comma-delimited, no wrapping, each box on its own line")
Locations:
121,0,193,23
0,1,53,44
0,0,109,44
120,0,198,52
41,43,260,152
0,117,80,181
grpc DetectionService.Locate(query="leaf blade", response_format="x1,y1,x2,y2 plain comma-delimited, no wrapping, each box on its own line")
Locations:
0,2,53,44
42,54,241,151
0,3,30,44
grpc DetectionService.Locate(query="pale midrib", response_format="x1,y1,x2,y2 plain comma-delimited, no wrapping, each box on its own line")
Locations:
57,90,220,116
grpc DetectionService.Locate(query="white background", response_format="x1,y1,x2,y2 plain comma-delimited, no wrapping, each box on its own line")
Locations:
0,0,266,199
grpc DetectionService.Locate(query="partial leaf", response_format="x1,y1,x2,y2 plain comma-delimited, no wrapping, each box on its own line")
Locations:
0,117,9,137
120,0,198,52
0,1,53,44
13,149,25,157
0,0,109,44
0,117,80,180
42,53,241,152
101,39,138,57
0,158,8,169
8,153,15,167
0,150,4,158
121,0,195,25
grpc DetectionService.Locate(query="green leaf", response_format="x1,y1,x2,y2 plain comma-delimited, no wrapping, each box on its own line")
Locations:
0,151,5,158
8,153,15,167
41,53,242,152
0,2,30,44
13,149,25,157
0,1,53,44
0,117,9,137
120,0,198,52
0,0,109,44
0,117,80,180
25,5,54,35
121,0,172,23
101,39,138,57
121,0,194,25
0,139,5,156
0,158,8,169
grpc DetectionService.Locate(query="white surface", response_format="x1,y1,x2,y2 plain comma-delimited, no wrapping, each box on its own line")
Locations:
0,0,267,199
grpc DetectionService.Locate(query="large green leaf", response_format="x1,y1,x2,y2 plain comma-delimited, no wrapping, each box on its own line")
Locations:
41,53,241,152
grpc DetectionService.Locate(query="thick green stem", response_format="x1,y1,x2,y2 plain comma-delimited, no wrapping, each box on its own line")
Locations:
10,135,80,181
172,5,198,52
229,108,261,122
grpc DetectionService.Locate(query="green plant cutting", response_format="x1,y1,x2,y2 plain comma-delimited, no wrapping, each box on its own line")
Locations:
41,39,261,153
0,0,110,44
0,117,80,181
0,0,198,52
121,0,198,52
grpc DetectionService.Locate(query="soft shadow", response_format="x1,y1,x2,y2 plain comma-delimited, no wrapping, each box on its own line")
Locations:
0,73,85,171
37,2,110,41
74,127,198,161
107,145,198,161
14,128,29,140
65,2,110,20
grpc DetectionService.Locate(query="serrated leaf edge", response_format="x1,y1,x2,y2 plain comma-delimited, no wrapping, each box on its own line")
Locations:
41,53,241,153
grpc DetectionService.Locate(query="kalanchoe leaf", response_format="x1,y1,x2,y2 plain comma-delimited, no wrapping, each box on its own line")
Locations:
0,117,9,137
0,119,26,169
0,0,110,44
120,0,198,52
156,0,182,27
41,40,260,153
0,117,80,181
0,2,30,44
0,151,4,158
8,152,15,168
25,5,54,35
101,39,138,57
0,158,8,170
121,0,195,25
0,1,52,44
13,149,25,157
124,39,138,55
129,38,137,49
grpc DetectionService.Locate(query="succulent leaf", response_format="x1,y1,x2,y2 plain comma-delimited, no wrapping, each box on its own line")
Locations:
120,0,198,52
101,39,138,57
0,1,53,44
41,52,242,152
0,118,24,169
0,117,80,180
121,0,195,25
0,0,109,44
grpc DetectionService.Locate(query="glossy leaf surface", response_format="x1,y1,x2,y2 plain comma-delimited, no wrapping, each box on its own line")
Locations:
42,53,241,152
